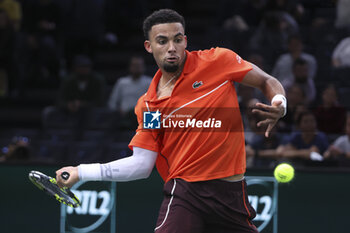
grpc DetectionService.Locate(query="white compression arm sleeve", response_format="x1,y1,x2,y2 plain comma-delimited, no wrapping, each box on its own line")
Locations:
78,147,157,182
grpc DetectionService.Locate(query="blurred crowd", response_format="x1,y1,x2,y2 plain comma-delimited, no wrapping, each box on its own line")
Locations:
0,0,349,169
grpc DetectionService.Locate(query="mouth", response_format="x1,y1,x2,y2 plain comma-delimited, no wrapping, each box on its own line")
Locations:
165,56,179,63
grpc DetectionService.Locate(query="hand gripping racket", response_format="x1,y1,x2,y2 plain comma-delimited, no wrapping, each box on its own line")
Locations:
28,170,81,208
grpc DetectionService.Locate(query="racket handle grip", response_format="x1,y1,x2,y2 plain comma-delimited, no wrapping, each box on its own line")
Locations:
61,171,70,180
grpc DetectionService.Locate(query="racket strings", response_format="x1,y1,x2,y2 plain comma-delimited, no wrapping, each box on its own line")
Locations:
29,171,81,208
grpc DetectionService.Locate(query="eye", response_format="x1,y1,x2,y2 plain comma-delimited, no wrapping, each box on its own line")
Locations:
158,39,167,45
175,37,183,43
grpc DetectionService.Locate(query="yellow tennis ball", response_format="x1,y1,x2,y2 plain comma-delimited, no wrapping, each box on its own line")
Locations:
274,163,294,183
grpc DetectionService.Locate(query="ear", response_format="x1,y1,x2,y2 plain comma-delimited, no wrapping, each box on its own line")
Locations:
144,40,152,54
184,35,188,49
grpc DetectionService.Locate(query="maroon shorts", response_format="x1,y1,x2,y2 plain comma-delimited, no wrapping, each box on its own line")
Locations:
154,178,258,233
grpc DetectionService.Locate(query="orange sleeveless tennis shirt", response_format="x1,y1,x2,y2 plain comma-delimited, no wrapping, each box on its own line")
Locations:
129,47,252,182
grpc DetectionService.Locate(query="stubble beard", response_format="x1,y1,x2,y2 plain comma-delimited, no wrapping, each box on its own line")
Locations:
163,63,179,73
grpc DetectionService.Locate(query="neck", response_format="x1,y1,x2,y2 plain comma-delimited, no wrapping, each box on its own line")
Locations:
158,69,181,91
132,74,141,81
291,50,301,59
323,102,336,108
162,70,181,82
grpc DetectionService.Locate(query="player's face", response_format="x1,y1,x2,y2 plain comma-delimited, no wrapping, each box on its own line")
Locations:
144,23,187,73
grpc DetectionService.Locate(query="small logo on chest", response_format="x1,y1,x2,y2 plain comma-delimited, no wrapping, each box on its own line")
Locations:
192,81,203,89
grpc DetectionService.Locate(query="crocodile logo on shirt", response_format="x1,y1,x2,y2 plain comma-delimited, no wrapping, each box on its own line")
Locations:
192,81,203,89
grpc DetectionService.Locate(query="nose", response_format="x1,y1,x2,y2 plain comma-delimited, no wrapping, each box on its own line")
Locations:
168,41,176,53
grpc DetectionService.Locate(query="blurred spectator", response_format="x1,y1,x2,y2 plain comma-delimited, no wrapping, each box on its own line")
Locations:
246,102,286,167
243,98,263,166
332,36,350,68
272,34,317,86
42,55,105,134
23,0,61,40
250,128,286,168
242,98,261,145
105,0,148,31
250,10,299,67
22,0,61,69
238,85,256,113
264,0,305,22
0,0,21,31
0,9,16,97
58,55,105,113
324,113,350,159
108,56,151,129
61,0,105,68
244,97,286,167
18,0,61,89
278,83,308,132
305,0,337,68
219,14,251,56
335,0,350,30
313,84,347,135
211,0,266,54
284,57,316,104
0,136,30,162
215,0,266,30
18,35,60,89
247,52,265,69
245,143,255,168
277,111,329,163
246,52,271,101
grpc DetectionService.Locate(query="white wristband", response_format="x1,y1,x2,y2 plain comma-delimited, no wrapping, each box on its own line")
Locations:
78,163,102,181
271,94,287,117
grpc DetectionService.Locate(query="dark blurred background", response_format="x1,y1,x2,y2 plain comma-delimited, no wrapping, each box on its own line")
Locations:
0,0,349,169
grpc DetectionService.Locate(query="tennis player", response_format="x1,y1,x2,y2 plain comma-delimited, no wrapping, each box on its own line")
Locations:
56,9,286,233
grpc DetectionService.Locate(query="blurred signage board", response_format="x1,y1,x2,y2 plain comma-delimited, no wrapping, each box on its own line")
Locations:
60,181,116,233
246,176,278,233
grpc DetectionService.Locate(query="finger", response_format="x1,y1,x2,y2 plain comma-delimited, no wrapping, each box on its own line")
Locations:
254,106,281,117
57,177,66,188
255,105,284,118
271,100,282,106
265,131,269,138
253,105,284,119
56,175,64,188
56,169,66,188
252,109,280,119
256,118,272,128
255,102,281,112
265,123,275,138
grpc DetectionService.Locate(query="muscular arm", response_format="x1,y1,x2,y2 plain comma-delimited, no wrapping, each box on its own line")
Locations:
240,63,287,137
241,63,285,101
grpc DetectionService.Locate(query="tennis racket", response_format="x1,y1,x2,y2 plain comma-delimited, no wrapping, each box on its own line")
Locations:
28,170,81,208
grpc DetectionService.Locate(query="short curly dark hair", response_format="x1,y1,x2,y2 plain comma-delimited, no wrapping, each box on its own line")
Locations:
143,9,185,40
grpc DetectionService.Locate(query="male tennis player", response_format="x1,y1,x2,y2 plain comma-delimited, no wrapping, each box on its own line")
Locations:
57,9,286,233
